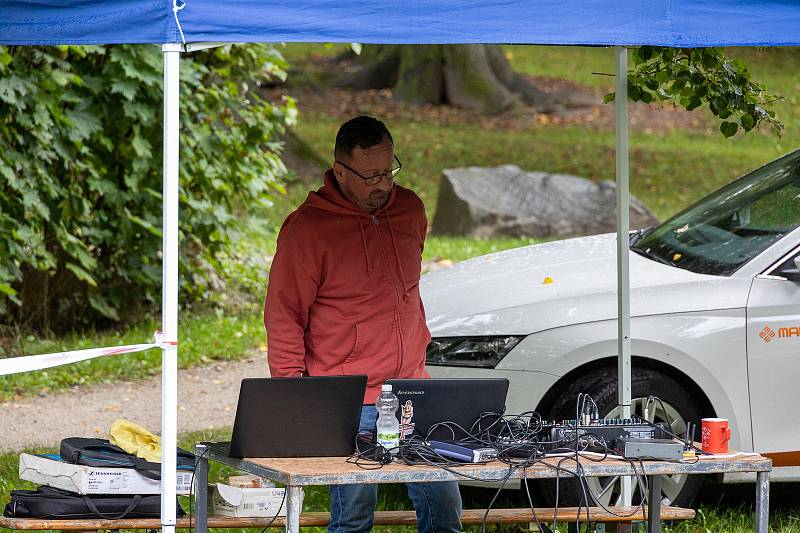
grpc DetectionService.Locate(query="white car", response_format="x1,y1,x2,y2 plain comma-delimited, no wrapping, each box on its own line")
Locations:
421,149,800,506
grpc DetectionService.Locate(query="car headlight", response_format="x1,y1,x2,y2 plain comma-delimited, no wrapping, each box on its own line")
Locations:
425,336,524,368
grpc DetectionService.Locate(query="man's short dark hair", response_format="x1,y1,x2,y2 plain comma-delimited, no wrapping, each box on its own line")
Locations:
334,116,393,160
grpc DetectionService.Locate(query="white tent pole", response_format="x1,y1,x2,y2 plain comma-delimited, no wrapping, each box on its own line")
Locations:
160,43,182,532
615,45,633,506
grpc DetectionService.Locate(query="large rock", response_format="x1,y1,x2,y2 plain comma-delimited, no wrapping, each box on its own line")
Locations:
431,165,659,238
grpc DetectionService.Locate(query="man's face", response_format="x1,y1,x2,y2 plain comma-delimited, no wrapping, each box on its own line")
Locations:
333,137,394,213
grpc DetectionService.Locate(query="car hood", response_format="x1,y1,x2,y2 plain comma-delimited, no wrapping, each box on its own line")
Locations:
421,233,752,336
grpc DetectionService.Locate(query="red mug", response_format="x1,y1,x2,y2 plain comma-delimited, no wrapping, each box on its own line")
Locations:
702,418,731,454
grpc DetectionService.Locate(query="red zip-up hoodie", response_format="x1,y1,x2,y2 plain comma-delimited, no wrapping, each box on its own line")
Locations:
265,170,430,403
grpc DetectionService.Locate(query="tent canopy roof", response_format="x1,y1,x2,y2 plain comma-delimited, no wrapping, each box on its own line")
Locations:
2,0,800,47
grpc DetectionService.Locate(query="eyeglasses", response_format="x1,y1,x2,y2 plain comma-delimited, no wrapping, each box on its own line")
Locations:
335,155,403,186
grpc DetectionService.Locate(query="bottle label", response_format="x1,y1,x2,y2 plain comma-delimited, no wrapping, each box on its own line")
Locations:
377,432,400,452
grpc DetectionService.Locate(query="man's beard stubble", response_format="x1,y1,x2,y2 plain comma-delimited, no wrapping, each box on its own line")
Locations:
369,187,391,209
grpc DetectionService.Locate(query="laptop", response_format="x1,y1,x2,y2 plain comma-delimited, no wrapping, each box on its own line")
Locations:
386,378,509,441
228,375,367,458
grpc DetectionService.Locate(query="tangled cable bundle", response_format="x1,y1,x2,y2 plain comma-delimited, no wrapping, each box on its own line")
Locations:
348,394,701,533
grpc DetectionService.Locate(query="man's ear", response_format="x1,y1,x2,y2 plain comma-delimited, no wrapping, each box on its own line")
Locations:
332,162,346,184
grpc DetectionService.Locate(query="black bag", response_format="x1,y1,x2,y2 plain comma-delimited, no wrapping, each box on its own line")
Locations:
3,486,184,519
59,438,195,480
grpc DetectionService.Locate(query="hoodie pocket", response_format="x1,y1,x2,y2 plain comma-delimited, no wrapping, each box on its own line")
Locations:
397,312,430,376
342,317,398,382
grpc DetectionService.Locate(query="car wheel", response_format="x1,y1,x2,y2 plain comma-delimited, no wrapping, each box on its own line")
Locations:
535,365,706,508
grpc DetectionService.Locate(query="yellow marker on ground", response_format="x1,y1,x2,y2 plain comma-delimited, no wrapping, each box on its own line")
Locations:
543,276,554,284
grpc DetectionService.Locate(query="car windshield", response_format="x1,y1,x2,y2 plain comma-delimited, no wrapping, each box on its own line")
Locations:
632,150,800,276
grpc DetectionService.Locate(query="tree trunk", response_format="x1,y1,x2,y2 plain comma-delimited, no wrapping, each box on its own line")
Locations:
395,45,444,105
19,267,50,332
333,45,400,90
334,44,569,114
441,45,518,113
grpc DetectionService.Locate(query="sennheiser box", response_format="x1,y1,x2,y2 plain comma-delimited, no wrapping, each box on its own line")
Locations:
19,453,194,495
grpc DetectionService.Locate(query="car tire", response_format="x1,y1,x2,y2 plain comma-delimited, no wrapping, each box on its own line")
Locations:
535,365,706,508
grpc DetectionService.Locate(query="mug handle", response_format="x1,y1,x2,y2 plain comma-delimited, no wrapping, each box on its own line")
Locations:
723,426,731,443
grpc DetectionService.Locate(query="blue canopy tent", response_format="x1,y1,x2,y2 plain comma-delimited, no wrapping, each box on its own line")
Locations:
3,0,800,46
3,1,800,529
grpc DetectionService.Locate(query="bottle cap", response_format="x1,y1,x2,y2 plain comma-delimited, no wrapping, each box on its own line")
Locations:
381,384,392,392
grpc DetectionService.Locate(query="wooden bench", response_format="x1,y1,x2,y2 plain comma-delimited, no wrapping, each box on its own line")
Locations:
0,505,695,532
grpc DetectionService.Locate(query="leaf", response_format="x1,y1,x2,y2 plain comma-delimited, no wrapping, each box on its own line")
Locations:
63,108,102,141
690,71,705,85
65,263,98,287
723,61,738,78
720,121,739,137
685,98,702,111
88,293,120,321
0,283,17,297
131,134,152,159
0,76,24,106
127,213,163,237
740,113,755,132
710,95,728,115
110,79,138,100
0,48,12,68
701,49,720,69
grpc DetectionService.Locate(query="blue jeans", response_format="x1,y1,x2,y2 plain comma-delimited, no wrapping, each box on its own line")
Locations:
329,406,463,533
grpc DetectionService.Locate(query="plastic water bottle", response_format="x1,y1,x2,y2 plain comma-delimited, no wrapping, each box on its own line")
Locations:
375,384,400,454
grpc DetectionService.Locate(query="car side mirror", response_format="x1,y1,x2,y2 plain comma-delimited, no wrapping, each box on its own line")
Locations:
778,256,800,282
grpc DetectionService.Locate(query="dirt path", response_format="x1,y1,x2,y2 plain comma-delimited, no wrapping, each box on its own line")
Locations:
0,356,268,453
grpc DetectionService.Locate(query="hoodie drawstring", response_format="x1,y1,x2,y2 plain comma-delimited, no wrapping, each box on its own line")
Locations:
385,211,410,301
356,215,372,275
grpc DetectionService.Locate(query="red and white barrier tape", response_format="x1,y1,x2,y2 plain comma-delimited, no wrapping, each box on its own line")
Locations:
0,331,177,376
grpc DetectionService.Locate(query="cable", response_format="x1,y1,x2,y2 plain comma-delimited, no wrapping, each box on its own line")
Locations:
259,489,286,533
189,444,286,533
342,392,694,533
188,445,210,531
521,465,547,533
479,466,513,533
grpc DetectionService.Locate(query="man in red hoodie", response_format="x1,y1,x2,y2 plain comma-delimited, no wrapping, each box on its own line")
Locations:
265,116,462,533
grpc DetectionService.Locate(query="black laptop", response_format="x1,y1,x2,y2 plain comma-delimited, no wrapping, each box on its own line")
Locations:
228,375,367,458
386,378,509,441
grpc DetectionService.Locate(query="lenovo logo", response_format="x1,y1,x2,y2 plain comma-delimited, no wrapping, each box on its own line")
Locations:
397,390,424,395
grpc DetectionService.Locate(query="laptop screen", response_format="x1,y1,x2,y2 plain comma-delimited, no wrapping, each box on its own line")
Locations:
229,375,367,458
386,378,509,441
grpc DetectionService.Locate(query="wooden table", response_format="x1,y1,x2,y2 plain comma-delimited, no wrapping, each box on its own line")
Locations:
194,442,771,533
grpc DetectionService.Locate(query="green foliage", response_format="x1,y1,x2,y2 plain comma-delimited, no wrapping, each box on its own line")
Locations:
0,44,295,331
606,47,783,137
